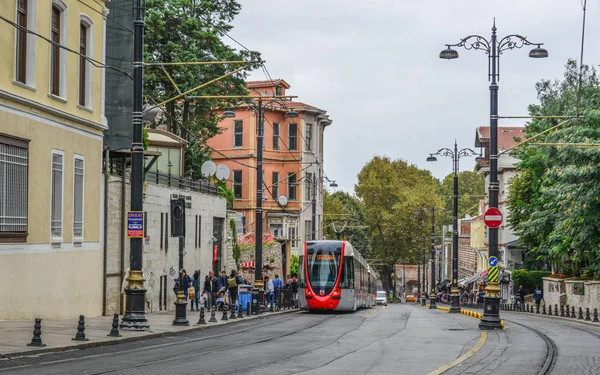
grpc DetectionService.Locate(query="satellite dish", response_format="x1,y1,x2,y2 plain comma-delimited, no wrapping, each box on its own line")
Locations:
278,196,288,206
464,214,472,220
215,164,230,181
201,160,217,177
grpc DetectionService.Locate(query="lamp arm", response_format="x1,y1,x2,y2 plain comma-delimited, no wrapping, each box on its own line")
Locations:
497,34,544,53
445,35,491,54
432,148,455,158
457,148,479,158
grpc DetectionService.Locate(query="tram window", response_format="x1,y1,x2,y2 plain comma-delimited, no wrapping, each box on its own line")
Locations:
298,255,306,287
339,257,354,288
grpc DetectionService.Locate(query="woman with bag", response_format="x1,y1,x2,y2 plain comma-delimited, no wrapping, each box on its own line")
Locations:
190,270,201,311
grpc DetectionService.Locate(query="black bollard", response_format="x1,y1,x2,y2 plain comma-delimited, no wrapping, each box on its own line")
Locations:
222,305,229,321
198,307,207,325
72,315,89,341
238,304,245,318
526,304,530,313
578,307,584,320
247,302,252,316
107,313,121,337
554,304,558,316
230,305,237,320
209,308,217,323
594,308,599,323
571,306,576,318
542,304,546,315
566,305,570,317
585,307,591,321
27,318,46,347
561,304,565,317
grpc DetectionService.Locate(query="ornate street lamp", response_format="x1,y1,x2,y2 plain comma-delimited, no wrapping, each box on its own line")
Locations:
427,141,481,313
439,19,547,329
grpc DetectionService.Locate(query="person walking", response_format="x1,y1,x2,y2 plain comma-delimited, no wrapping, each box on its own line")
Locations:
273,274,283,308
291,277,299,308
204,271,219,308
265,276,274,309
181,269,192,301
533,285,543,311
228,270,243,308
190,271,201,311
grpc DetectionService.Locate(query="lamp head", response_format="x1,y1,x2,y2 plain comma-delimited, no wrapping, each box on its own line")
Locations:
475,154,486,162
329,181,338,188
426,155,437,162
285,109,299,118
439,47,459,60
222,110,236,118
529,45,548,59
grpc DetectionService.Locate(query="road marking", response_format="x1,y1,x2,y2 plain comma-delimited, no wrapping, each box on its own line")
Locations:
427,331,488,375
362,310,377,318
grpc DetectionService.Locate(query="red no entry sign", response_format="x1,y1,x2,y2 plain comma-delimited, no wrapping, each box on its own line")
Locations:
484,207,503,228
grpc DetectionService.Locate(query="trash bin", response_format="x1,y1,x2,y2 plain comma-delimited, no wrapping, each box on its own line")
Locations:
238,284,252,312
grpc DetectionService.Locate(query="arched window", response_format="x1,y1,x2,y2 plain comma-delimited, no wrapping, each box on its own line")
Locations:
79,15,93,108
49,1,67,97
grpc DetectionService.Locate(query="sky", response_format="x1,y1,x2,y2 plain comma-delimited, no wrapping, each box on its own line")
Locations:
227,0,599,192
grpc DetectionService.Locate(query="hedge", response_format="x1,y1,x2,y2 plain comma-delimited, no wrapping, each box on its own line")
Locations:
512,270,551,294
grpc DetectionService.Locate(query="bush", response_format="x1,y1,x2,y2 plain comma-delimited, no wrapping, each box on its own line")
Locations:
512,270,551,294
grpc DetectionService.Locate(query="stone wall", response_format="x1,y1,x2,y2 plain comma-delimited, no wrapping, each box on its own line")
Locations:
105,175,230,314
238,240,291,283
542,277,600,312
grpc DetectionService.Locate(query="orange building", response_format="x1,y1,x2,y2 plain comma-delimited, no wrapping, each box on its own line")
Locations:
206,79,332,255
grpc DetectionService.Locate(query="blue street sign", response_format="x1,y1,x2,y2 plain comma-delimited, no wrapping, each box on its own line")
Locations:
127,211,144,238
489,256,498,268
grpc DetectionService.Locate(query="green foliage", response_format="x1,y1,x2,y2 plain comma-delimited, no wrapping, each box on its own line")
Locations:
512,270,551,294
290,254,299,277
438,169,485,224
216,180,234,205
143,128,149,151
507,59,600,277
323,191,370,256
230,219,241,268
355,156,443,293
144,0,261,179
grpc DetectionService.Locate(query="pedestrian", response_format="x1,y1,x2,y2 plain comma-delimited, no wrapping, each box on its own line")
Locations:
190,270,201,311
291,277,299,307
181,269,192,301
273,274,283,307
204,271,219,308
228,269,243,308
533,285,543,310
265,276,274,308
518,285,525,307
219,270,230,305
477,287,485,304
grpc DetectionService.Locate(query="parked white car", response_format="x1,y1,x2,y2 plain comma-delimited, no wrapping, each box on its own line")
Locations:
376,291,388,306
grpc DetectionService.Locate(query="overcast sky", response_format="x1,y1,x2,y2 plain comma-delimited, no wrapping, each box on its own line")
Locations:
228,0,599,192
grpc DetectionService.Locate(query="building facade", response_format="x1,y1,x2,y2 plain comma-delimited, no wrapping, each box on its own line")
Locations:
0,0,108,319
207,79,332,256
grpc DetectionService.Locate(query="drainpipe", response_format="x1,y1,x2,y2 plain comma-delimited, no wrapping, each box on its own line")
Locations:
120,155,126,314
102,148,109,316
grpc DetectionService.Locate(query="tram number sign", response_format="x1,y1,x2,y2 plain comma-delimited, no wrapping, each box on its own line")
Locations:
484,207,503,228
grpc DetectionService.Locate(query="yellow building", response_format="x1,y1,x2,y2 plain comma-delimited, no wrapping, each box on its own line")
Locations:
0,0,108,319
470,217,488,275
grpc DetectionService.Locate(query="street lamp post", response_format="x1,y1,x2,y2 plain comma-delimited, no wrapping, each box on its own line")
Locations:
439,19,547,329
427,142,483,313
121,0,149,330
417,251,421,304
429,207,437,309
421,246,427,306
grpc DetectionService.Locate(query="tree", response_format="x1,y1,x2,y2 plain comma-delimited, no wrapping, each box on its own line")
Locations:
355,156,442,293
507,59,600,277
144,0,261,177
322,191,370,256
438,169,485,224
290,254,299,278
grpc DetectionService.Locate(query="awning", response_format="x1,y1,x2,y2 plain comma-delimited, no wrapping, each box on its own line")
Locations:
458,273,480,287
480,269,488,277
240,261,255,269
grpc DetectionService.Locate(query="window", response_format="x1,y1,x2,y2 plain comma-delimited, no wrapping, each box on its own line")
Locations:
272,172,279,198
306,124,313,151
15,0,28,83
0,134,29,242
288,124,297,151
270,223,283,238
272,123,280,150
73,156,84,240
305,220,312,241
305,173,313,201
287,173,296,201
288,225,298,249
50,151,64,241
50,6,60,96
233,170,242,199
233,120,243,148
275,86,282,96
79,22,88,106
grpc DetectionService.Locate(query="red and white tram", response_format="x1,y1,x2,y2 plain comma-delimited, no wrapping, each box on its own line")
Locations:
298,240,377,311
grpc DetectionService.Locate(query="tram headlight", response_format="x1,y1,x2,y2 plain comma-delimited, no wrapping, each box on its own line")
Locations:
332,289,341,300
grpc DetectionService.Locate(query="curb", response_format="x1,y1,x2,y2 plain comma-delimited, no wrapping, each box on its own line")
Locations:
3,309,299,359
426,304,505,328
500,309,600,328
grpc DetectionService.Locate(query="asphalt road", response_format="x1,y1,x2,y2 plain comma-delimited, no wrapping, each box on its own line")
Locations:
1,304,600,375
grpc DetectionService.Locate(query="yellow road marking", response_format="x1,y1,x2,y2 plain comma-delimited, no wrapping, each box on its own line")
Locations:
362,310,377,318
427,331,488,375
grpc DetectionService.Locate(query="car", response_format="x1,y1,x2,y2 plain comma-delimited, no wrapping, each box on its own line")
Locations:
405,294,415,303
376,291,388,306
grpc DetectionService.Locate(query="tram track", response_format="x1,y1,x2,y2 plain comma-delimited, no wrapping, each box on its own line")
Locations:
503,319,557,375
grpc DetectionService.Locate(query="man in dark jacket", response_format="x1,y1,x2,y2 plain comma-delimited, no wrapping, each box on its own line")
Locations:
228,270,244,308
533,285,543,311
204,271,219,308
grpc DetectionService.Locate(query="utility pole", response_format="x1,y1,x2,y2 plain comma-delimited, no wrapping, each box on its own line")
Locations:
429,207,436,309
120,0,149,330
311,176,316,240
255,98,264,288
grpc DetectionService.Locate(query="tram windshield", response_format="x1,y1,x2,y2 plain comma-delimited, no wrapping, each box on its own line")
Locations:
306,242,342,289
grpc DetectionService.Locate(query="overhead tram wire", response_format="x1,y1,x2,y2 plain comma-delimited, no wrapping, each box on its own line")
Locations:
0,15,132,78
77,0,136,34
575,0,588,116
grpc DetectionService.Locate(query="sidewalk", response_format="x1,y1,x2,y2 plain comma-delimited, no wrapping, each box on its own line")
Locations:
0,307,298,358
